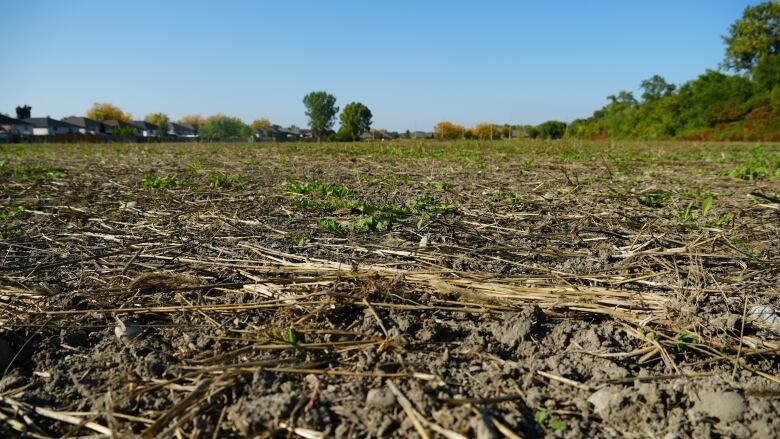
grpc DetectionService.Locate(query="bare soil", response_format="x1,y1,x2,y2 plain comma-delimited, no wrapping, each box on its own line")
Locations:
0,141,779,438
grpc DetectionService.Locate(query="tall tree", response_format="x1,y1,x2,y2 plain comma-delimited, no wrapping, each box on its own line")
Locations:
303,91,338,141
723,1,780,71
87,102,131,121
338,102,372,140
145,113,170,134
15,105,31,119
640,75,676,101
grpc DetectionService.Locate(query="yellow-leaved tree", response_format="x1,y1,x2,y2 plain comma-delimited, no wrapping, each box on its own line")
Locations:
178,114,206,129
434,121,464,139
87,103,131,121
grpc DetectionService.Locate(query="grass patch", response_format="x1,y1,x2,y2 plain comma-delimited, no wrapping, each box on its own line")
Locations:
4,165,62,181
285,181,351,198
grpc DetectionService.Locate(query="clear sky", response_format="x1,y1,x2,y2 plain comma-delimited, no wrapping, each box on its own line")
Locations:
0,0,760,131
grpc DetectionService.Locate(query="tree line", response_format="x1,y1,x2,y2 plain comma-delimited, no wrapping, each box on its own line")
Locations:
568,1,780,141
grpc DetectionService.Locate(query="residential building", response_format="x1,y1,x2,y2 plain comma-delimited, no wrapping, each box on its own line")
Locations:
130,121,159,137
0,114,33,136
169,122,198,138
24,117,80,136
62,117,110,135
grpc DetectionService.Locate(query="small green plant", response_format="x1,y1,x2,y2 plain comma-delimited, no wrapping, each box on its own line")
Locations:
549,420,567,431
637,190,670,208
293,234,307,246
534,409,567,431
271,327,300,345
209,173,244,188
732,239,759,259
142,173,177,189
710,212,734,227
0,206,23,238
189,162,203,173
506,191,520,205
674,332,700,352
317,218,345,235
354,214,399,232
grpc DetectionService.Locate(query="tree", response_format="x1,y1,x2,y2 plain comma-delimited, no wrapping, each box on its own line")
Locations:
303,91,338,141
145,113,170,135
199,114,253,141
338,102,372,141
723,1,780,71
179,114,205,129
434,121,464,139
87,102,131,121
15,105,31,119
251,118,272,131
536,120,567,139
472,123,493,139
640,75,676,101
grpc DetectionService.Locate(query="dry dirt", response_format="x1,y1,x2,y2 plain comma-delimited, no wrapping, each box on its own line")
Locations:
0,140,779,438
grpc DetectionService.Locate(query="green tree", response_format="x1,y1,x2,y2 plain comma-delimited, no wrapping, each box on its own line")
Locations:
338,102,373,141
536,120,567,139
303,91,339,141
200,114,253,141
724,1,780,71
15,105,31,119
640,75,676,101
145,113,170,135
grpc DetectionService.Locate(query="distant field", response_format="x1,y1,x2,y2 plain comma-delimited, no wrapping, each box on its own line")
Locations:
1,140,779,437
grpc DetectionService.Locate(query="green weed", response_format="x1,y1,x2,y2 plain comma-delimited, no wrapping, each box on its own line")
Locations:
142,173,178,189
285,181,351,198
209,173,244,188
317,218,346,235
674,332,700,352
271,327,300,345
637,190,670,207
0,206,23,238
10,165,61,181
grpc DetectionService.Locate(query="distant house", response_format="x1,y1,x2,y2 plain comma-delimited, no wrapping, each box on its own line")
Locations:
0,114,33,136
24,117,80,136
130,121,159,137
62,117,110,135
169,122,198,139
300,128,313,140
255,125,302,141
412,131,434,139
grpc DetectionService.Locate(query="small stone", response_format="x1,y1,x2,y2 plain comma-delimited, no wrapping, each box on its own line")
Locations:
366,388,396,410
114,317,143,343
587,387,617,417
748,305,780,332
690,391,745,423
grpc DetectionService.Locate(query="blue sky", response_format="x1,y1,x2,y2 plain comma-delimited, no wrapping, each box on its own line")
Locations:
0,1,759,131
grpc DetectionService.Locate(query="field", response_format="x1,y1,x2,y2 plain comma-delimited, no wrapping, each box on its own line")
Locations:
0,139,779,438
